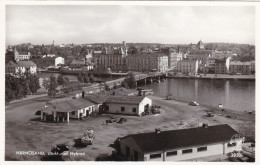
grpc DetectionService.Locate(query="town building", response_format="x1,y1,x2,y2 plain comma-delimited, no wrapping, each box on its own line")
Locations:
177,60,199,75
93,41,128,72
229,62,251,75
14,48,31,61
118,124,243,161
6,61,37,75
212,50,236,59
41,98,96,122
55,57,65,66
104,95,152,116
215,57,231,74
196,40,205,50
186,50,212,66
70,59,86,68
127,53,168,73
47,54,56,58
168,48,183,69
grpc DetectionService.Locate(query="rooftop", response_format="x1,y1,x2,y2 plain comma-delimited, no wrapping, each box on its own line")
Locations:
16,61,37,67
106,95,146,105
230,61,251,66
42,98,95,113
120,124,239,153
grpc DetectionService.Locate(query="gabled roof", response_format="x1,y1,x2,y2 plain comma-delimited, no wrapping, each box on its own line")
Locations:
84,94,109,104
106,95,146,105
120,124,239,153
42,98,95,113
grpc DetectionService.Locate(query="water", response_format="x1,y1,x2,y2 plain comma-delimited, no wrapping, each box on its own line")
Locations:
142,78,255,112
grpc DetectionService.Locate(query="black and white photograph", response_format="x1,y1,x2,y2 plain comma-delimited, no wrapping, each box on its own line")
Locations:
3,1,258,162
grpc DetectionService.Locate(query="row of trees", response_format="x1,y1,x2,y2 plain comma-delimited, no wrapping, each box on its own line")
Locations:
77,73,95,83
5,73,40,104
121,72,136,89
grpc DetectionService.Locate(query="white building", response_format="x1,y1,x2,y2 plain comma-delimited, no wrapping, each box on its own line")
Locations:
41,98,96,123
14,49,31,61
104,96,152,116
47,54,56,58
6,61,37,75
55,57,65,66
118,124,243,161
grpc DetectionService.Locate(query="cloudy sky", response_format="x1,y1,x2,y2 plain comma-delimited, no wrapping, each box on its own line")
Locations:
6,5,255,45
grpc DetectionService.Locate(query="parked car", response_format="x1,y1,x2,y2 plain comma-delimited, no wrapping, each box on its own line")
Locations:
117,118,127,124
189,101,199,106
51,144,69,154
81,130,95,145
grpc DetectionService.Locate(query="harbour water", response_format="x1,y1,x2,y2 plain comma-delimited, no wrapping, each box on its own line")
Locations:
37,73,255,112
141,78,255,112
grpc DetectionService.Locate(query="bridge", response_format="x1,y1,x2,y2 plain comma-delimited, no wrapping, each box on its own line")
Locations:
81,72,167,94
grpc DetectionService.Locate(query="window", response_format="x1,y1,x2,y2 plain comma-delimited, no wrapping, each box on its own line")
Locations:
166,151,177,157
182,149,193,154
121,107,125,112
228,142,237,147
197,146,207,152
106,106,109,111
132,108,136,113
150,153,161,159
71,111,75,115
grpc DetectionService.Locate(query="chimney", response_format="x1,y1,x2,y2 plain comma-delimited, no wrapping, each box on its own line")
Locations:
155,128,161,134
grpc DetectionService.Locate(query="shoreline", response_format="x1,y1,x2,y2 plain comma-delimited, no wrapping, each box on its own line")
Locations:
166,74,255,80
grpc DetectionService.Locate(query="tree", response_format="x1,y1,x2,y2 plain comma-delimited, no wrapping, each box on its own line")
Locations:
77,73,83,83
63,77,70,86
28,75,40,94
48,75,58,98
113,82,118,89
121,81,127,88
104,83,110,91
125,72,136,89
89,73,95,83
57,75,64,85
42,78,50,91
83,73,89,83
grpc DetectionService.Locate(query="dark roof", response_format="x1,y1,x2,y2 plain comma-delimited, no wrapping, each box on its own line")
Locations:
121,124,239,153
106,95,146,105
42,98,95,113
16,61,37,67
84,94,109,104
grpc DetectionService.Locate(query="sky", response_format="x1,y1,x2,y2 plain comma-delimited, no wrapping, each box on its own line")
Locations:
6,5,255,45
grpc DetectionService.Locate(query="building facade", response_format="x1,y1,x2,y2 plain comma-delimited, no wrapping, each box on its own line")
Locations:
55,57,65,66
41,98,96,123
14,49,31,61
168,51,183,69
229,62,251,75
6,61,37,75
93,41,128,72
215,57,230,74
118,124,243,161
104,96,152,116
127,53,168,72
177,60,199,74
